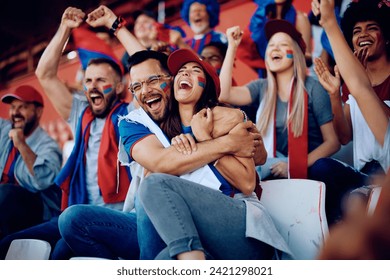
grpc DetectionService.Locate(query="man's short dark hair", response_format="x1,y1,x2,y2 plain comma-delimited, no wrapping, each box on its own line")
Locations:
203,41,228,58
87,57,123,78
127,50,169,73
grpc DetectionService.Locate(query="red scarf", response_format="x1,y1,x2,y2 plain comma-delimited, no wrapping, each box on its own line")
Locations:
1,143,19,185
260,81,308,179
287,84,308,178
58,102,130,210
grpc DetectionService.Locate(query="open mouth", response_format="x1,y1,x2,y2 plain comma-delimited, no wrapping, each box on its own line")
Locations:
144,95,162,109
179,80,192,90
271,54,282,61
358,40,373,47
12,117,24,124
194,18,202,24
90,93,104,106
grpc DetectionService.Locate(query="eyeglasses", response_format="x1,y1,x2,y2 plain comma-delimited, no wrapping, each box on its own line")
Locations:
129,74,171,95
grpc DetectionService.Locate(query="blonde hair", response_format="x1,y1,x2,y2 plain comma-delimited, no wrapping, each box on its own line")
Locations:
257,38,307,137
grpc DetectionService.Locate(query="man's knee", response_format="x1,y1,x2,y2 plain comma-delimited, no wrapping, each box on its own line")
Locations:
58,205,89,234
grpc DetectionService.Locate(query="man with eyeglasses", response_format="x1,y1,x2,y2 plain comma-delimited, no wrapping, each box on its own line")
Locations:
54,5,263,260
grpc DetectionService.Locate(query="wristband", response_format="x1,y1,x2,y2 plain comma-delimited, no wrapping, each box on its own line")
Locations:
110,16,127,35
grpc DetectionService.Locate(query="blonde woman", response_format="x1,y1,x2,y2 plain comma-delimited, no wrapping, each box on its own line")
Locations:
220,20,346,225
220,20,339,180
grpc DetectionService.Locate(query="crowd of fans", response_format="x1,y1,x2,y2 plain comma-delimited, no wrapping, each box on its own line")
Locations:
0,0,389,260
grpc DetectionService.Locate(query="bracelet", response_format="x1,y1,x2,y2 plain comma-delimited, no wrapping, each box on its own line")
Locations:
241,110,248,122
109,16,127,35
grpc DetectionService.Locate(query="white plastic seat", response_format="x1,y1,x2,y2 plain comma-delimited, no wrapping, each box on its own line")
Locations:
5,239,51,260
260,179,329,260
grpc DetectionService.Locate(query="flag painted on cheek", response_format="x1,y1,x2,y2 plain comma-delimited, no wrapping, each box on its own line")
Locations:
103,84,113,94
160,82,169,93
286,50,293,59
198,77,206,88
83,85,88,94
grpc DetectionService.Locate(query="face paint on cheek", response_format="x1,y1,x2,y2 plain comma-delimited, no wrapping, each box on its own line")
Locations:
286,50,293,59
198,76,206,88
103,84,113,94
160,82,169,93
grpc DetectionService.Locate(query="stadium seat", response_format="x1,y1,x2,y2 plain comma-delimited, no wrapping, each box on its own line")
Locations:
5,239,51,260
260,179,329,260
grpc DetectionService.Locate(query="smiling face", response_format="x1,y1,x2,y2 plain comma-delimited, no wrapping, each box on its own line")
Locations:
83,63,121,118
265,32,295,74
200,45,224,73
9,99,42,135
134,14,156,41
174,62,206,106
129,59,171,123
352,21,386,61
189,2,210,35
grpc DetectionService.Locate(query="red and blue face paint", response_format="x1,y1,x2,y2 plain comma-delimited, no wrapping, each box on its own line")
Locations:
286,50,293,59
198,76,206,88
83,85,88,94
160,82,169,93
103,84,113,94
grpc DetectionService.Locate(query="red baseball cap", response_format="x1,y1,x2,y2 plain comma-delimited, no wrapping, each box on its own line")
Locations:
265,19,306,54
167,48,221,97
1,85,44,107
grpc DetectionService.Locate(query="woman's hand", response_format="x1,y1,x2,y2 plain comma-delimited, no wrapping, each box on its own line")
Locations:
171,133,197,155
270,161,288,178
354,47,370,69
313,57,341,98
191,108,213,142
226,26,243,49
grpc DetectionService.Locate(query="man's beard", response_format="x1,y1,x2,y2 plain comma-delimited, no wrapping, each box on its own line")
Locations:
12,114,37,135
190,21,209,35
146,106,168,124
91,92,118,118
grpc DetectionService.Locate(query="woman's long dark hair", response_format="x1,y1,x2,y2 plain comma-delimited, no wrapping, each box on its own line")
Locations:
160,71,219,140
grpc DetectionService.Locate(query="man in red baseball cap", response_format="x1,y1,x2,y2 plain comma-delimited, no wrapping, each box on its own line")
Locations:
1,85,44,136
0,85,62,239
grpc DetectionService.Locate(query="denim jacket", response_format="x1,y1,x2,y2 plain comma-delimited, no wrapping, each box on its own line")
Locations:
0,119,62,192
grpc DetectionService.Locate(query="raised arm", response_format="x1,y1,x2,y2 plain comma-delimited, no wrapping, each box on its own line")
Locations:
86,5,145,56
314,57,353,144
219,26,253,106
312,0,389,145
35,7,84,120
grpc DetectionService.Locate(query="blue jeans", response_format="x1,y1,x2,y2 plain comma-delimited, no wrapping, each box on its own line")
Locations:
0,217,72,260
134,195,166,260
139,173,274,260
58,205,139,260
309,157,369,226
58,202,165,260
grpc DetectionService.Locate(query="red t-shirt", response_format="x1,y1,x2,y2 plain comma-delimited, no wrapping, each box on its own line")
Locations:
342,74,390,103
